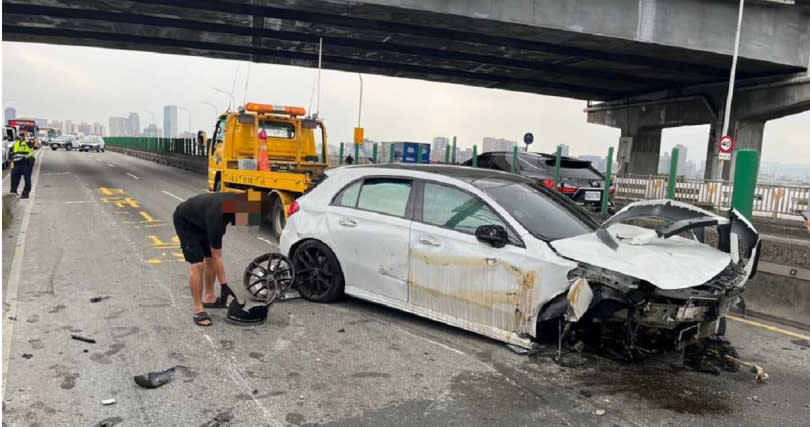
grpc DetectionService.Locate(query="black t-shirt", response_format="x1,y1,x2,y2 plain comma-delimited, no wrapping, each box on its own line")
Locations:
174,193,236,249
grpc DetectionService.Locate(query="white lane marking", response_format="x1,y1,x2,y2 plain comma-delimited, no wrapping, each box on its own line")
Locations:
95,158,102,162
43,172,71,176
161,190,185,202
125,172,139,180
257,236,277,246
64,200,91,204
107,163,115,168
2,148,46,396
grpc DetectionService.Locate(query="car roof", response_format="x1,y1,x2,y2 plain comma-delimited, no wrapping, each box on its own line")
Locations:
341,164,533,186
479,151,583,161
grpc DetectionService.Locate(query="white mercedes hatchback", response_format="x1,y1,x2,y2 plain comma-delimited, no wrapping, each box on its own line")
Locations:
280,165,759,357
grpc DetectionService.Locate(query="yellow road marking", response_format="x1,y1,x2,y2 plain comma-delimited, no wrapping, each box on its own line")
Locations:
147,259,162,264
98,187,126,195
727,315,810,341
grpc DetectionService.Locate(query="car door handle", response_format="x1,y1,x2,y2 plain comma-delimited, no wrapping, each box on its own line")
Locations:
418,236,441,247
338,218,357,227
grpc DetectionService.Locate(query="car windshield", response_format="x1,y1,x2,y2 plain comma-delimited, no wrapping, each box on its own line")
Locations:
477,179,597,240
82,136,100,142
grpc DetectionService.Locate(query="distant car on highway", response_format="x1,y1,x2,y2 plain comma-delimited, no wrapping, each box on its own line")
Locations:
279,164,760,365
2,126,16,168
77,135,105,152
50,135,76,151
462,151,613,213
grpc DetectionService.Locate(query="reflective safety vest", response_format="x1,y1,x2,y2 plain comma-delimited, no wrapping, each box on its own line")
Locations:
12,140,33,163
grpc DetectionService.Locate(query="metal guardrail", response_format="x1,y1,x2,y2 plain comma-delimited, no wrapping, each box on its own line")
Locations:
614,174,810,220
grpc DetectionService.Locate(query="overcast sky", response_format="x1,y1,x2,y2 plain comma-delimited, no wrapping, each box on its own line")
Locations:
2,42,808,166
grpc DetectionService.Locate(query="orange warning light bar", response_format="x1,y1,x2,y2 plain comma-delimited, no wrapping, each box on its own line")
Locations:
245,103,306,116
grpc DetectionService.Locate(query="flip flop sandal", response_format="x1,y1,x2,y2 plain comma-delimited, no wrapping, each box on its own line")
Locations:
202,284,235,309
193,311,212,326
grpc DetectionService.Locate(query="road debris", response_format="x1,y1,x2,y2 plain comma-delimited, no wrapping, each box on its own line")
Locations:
93,416,123,427
71,334,96,344
727,355,770,383
133,367,175,389
592,409,606,416
21,353,33,359
101,398,116,405
89,296,110,303
8,316,16,321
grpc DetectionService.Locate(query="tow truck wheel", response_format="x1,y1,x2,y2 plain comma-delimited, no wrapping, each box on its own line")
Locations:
51,146,57,150
270,198,286,240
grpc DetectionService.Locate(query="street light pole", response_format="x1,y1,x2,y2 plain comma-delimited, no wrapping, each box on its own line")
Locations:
357,74,363,128
715,0,745,180
213,88,236,111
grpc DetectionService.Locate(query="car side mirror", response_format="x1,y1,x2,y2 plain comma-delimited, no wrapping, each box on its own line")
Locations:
475,225,508,248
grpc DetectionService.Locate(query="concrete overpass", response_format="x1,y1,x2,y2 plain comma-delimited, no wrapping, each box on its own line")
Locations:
3,0,809,175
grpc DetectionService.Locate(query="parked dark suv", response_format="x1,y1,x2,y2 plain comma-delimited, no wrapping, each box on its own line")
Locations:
462,151,614,212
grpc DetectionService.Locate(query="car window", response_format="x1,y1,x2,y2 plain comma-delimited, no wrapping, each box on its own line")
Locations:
422,183,506,234
481,181,596,240
259,120,295,139
490,154,512,171
335,181,361,207
356,178,411,217
476,154,493,168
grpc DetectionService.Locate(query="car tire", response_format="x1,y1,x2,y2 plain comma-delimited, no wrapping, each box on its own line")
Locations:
51,146,57,150
291,240,344,303
269,197,286,241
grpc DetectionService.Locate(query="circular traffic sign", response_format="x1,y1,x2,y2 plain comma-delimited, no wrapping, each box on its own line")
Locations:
523,132,534,145
719,135,734,153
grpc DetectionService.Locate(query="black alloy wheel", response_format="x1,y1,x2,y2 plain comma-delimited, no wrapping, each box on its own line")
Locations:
243,253,295,303
291,240,344,302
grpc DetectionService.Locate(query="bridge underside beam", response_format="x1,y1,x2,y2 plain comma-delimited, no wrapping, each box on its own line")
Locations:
2,0,804,101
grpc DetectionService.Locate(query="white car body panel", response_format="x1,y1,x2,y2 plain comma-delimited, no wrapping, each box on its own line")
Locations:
281,166,578,347
327,205,411,302
551,223,731,290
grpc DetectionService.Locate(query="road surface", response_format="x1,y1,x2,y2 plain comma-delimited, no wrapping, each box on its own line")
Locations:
2,149,810,426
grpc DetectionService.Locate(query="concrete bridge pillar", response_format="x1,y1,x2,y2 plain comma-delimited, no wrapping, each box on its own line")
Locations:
618,127,661,175
705,118,765,180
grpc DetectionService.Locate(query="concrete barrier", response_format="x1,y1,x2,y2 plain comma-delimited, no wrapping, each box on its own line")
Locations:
742,234,810,330
2,193,16,229
106,146,207,175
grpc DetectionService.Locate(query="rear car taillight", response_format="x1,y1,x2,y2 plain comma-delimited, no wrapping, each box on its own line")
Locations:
558,184,578,194
288,200,300,216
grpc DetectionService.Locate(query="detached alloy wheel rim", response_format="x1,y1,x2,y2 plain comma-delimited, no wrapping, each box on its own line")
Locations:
293,245,333,299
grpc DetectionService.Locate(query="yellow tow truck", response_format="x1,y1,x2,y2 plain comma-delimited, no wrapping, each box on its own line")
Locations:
206,102,330,238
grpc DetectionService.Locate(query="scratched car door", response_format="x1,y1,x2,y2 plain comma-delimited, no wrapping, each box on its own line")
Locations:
408,181,529,334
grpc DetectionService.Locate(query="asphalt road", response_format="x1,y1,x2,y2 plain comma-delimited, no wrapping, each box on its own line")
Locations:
2,149,810,427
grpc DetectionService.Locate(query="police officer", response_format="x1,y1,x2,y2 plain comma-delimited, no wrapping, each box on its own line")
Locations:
9,132,35,199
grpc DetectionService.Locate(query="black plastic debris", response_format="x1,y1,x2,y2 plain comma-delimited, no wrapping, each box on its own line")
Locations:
133,367,175,389
8,316,16,321
338,328,345,333
94,416,124,427
71,334,96,344
21,353,33,359
226,300,269,326
90,296,110,303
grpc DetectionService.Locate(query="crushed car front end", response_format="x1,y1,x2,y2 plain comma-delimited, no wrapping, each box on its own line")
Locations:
546,200,760,366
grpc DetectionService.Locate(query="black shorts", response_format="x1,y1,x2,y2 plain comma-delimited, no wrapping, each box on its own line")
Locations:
173,210,212,264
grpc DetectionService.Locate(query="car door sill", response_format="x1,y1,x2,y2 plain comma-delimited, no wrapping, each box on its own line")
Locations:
345,286,537,350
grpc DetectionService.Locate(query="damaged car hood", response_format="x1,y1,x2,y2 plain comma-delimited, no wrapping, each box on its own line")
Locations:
551,223,730,290
550,199,760,291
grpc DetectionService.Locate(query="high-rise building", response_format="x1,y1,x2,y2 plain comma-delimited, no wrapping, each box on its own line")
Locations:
675,144,688,176
109,117,127,136
431,137,449,162
482,137,517,153
77,122,92,134
93,122,104,136
65,120,75,134
127,112,140,137
143,123,161,137
658,152,671,174
163,105,178,138
4,107,16,123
